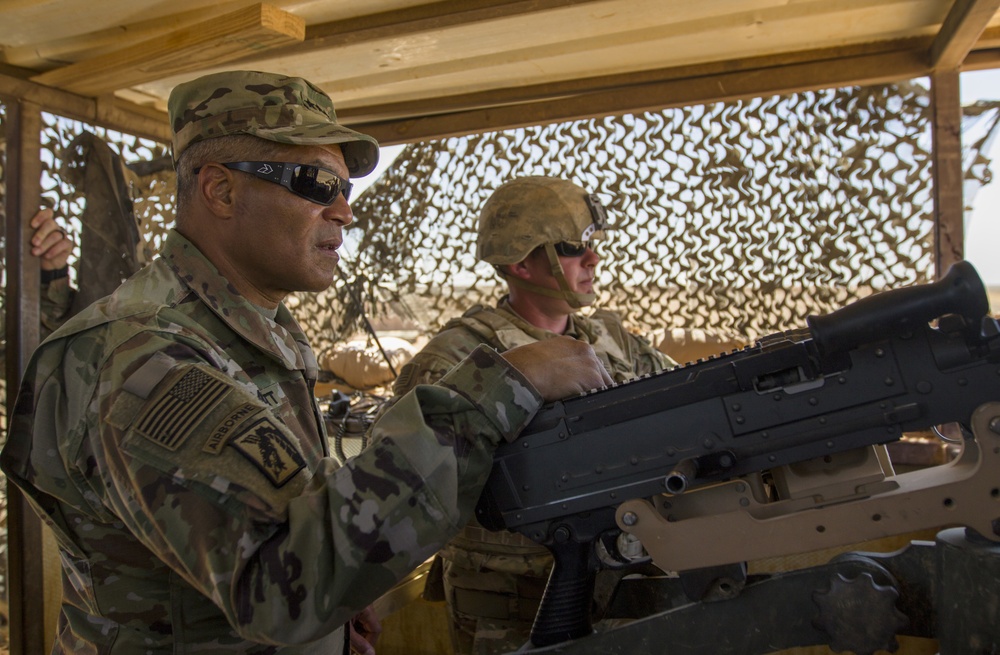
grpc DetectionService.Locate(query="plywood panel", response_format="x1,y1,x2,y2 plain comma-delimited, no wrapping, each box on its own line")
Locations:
215,0,946,111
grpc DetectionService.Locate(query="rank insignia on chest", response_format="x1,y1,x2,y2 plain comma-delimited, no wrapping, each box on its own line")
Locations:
228,417,306,487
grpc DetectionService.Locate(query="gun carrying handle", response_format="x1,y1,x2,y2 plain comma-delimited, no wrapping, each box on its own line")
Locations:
530,533,596,647
807,260,988,355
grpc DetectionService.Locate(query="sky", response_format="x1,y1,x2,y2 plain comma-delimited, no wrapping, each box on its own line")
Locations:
960,69,1000,288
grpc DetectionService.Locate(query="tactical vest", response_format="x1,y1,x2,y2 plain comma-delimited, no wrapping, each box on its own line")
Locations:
439,305,645,571
450,305,640,383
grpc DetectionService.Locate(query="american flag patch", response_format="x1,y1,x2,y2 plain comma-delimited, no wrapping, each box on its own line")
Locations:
135,368,230,450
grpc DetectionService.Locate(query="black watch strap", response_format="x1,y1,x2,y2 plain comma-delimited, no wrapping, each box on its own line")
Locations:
40,266,69,283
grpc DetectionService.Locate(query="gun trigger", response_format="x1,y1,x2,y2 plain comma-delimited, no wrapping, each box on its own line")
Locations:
595,530,650,569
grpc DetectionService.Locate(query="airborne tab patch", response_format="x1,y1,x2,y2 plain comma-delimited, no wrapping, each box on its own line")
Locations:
135,367,229,450
228,417,306,487
203,402,261,455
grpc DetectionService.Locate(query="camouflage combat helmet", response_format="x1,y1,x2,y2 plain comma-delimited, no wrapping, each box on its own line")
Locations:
168,70,380,176
477,176,609,309
477,176,607,264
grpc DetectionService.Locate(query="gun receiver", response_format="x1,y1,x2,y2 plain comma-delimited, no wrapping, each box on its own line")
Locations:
476,261,1000,648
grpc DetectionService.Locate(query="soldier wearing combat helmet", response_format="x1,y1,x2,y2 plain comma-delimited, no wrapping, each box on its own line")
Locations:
1,72,610,655
477,176,609,309
393,176,675,654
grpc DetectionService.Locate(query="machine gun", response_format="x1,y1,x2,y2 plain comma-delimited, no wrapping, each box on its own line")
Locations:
476,261,1000,653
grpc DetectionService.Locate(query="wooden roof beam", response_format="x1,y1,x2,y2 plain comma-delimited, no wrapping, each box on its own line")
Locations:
269,0,604,57
345,18,1000,144
338,37,933,125
930,0,1000,70
28,3,304,97
0,69,170,144
1,6,238,71
356,46,932,145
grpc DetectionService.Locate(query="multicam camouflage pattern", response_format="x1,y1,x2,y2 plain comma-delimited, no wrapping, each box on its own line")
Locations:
393,299,674,655
394,300,672,396
1,230,543,654
40,275,75,335
169,70,380,176
476,176,608,266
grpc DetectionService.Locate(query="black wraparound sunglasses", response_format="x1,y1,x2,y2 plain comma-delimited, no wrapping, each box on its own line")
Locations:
199,161,353,205
552,241,592,257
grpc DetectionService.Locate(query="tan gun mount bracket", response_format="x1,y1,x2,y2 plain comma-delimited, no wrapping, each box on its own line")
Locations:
617,401,1000,572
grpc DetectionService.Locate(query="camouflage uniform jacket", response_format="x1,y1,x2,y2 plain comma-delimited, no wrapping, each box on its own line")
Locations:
1,230,543,654
392,300,673,570
41,275,75,334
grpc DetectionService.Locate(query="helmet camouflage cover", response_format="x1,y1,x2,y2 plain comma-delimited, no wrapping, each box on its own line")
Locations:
477,176,608,265
168,70,380,176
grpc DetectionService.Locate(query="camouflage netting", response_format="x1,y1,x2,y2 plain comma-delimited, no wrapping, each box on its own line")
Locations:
2,80,948,368
326,80,939,359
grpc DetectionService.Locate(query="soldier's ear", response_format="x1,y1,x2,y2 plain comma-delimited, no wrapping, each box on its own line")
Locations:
198,163,236,218
505,256,542,281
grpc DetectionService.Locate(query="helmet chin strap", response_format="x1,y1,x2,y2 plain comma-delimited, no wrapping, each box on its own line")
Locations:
500,243,595,309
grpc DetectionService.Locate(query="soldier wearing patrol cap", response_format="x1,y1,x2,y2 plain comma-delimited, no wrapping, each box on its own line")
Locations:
1,71,611,655
393,176,675,654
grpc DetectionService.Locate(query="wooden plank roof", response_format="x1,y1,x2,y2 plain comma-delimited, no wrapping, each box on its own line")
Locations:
2,0,1000,145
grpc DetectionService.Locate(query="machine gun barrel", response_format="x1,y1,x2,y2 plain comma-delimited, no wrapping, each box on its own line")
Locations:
475,261,1000,649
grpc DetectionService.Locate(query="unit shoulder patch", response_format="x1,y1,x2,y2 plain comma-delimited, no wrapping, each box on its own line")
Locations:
228,417,306,487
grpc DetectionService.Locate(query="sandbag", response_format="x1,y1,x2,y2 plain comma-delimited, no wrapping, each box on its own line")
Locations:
322,336,416,389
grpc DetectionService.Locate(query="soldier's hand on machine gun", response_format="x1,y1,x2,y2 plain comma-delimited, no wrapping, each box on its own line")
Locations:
501,336,614,402
349,604,381,655
30,208,73,272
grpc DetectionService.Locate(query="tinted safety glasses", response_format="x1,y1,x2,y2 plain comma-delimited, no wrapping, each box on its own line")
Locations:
212,161,353,205
552,241,592,257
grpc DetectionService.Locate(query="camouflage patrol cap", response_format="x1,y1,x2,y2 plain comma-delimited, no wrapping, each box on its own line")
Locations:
168,70,380,176
477,176,608,265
